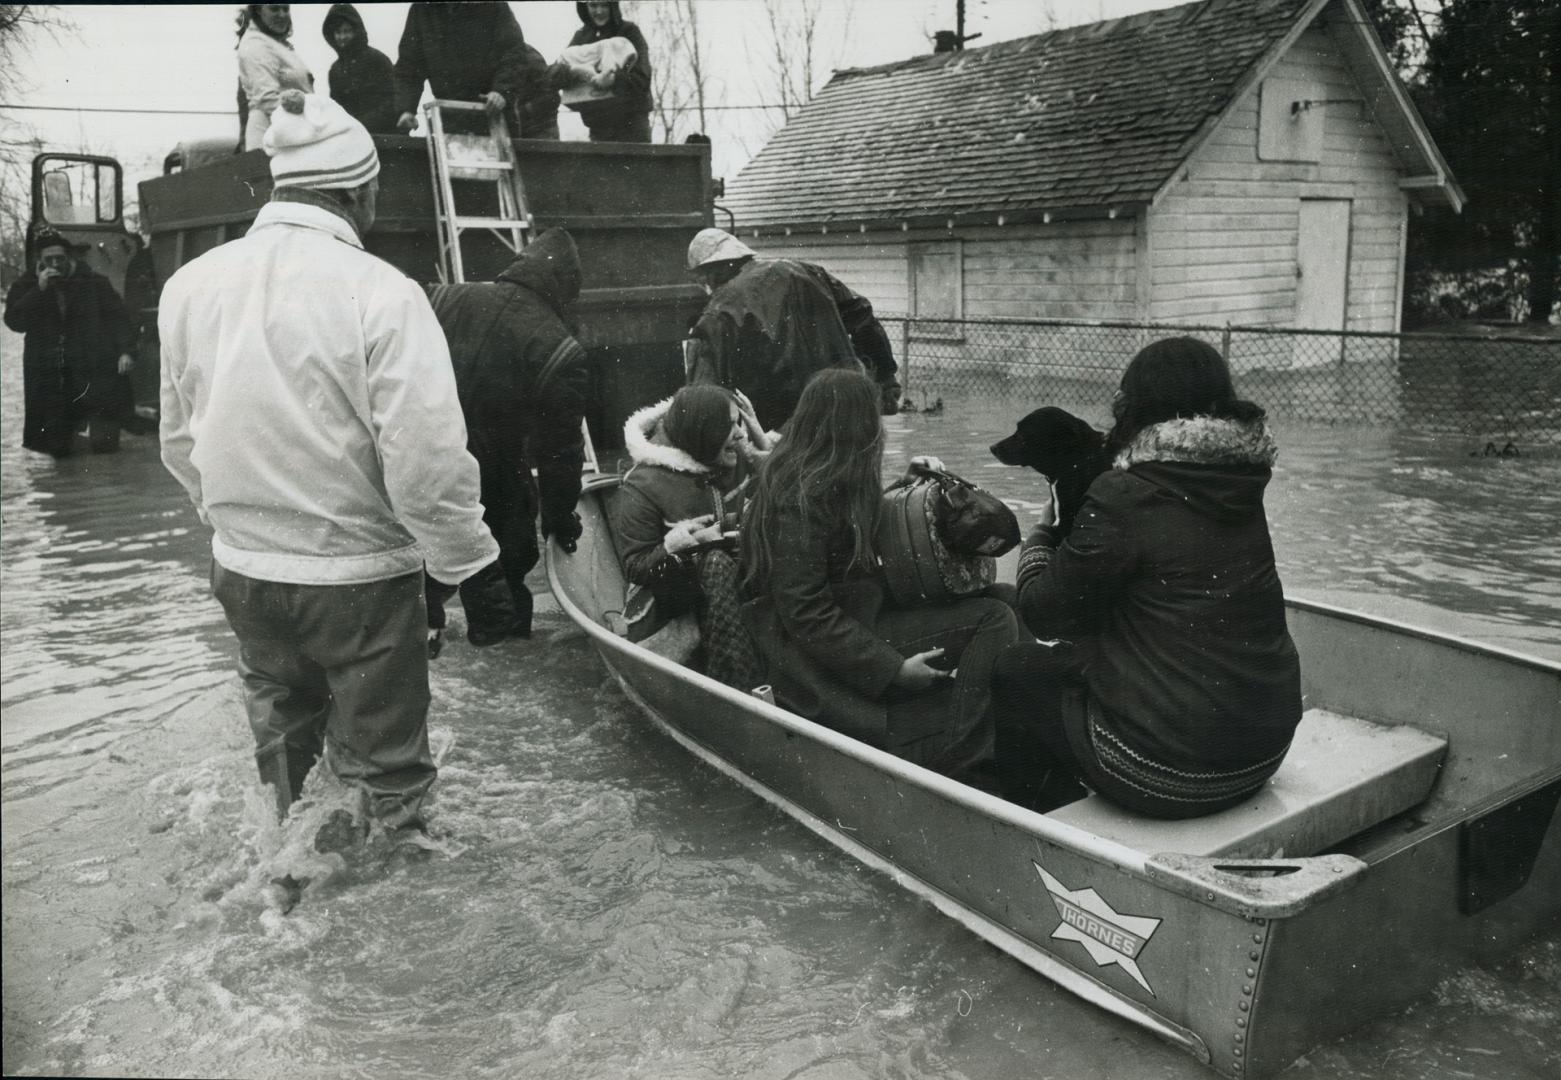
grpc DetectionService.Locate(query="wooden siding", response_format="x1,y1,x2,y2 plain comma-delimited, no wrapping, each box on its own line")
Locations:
741,235,910,314
746,219,1139,322
1148,21,1409,334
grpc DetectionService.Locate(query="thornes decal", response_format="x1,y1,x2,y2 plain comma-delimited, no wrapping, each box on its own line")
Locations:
1035,862,1162,995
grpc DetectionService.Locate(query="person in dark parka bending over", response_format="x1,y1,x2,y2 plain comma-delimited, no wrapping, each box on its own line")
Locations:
684,227,901,431
425,228,590,644
322,4,397,134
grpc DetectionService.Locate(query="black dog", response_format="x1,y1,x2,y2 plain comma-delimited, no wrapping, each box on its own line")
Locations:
990,406,1111,536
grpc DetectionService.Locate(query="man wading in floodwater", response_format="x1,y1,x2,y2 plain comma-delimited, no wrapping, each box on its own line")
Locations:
158,91,498,846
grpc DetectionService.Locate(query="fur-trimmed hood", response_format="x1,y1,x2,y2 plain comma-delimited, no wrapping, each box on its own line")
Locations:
1114,416,1277,470
622,397,711,476
1114,416,1277,522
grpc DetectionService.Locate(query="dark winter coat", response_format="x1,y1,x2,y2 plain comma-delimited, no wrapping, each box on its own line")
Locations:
608,398,750,619
1014,416,1303,777
323,4,397,134
4,264,132,454
688,259,899,431
511,41,561,139
566,2,653,133
742,490,906,747
426,228,589,538
393,2,529,118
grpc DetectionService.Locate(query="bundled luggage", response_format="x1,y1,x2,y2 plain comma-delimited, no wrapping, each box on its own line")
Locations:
876,466,1019,607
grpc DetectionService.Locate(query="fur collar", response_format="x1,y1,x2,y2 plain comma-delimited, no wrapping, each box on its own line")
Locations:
622,398,711,476
1114,416,1277,470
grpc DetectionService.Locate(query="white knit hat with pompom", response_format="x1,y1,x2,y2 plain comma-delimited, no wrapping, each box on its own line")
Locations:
263,90,379,190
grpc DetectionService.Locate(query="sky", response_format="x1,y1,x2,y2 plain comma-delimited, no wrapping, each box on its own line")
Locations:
1,1,1180,205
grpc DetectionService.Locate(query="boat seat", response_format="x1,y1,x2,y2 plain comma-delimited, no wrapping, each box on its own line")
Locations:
1045,709,1448,858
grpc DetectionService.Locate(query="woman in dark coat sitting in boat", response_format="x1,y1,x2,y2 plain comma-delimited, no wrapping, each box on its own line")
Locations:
609,385,768,687
992,336,1303,818
739,368,1018,785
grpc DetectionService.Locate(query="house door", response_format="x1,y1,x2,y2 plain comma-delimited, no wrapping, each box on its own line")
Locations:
1295,199,1350,365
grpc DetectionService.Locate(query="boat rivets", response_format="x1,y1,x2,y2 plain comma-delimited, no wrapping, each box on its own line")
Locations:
1242,985,1252,995
1253,934,1263,944
1235,1033,1245,1043
1249,951,1260,961
1236,1017,1247,1028
1239,1001,1249,1012
1233,1047,1244,1058
1246,967,1255,977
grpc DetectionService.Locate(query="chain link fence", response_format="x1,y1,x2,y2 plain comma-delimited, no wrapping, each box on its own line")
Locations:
881,315,1561,454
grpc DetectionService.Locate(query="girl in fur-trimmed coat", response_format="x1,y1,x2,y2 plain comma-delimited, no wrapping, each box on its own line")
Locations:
609,386,768,686
993,337,1303,819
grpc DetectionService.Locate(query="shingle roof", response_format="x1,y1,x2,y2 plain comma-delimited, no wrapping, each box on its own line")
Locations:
724,0,1317,230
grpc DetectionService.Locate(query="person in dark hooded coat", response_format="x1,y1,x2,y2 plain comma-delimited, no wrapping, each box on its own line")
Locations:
4,228,135,456
393,2,554,137
424,228,591,642
558,1,653,142
991,337,1303,819
323,4,397,134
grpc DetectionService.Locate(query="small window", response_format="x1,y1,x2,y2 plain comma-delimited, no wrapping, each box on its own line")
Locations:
1258,79,1325,164
96,163,119,222
36,156,121,227
910,241,963,340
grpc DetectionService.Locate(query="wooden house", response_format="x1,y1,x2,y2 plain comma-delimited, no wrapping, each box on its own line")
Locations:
720,0,1462,372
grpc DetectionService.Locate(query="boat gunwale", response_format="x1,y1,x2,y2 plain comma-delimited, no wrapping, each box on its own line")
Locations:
1282,593,1561,674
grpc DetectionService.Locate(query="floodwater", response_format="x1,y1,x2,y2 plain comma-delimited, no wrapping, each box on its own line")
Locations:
3,334,1558,1080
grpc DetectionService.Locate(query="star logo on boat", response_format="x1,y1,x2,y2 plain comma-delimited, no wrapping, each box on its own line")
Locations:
1034,862,1162,995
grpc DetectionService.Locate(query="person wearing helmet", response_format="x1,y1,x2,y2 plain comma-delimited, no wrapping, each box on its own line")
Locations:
684,228,900,431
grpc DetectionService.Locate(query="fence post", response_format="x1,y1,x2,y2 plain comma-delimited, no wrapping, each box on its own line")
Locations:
900,317,912,393
1220,323,1232,363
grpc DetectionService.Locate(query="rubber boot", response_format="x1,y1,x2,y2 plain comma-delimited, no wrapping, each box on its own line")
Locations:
463,562,531,645
88,415,121,454
254,739,320,821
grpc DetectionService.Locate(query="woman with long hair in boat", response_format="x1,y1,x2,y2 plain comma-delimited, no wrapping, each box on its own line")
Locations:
993,336,1303,817
739,368,1019,785
610,384,769,688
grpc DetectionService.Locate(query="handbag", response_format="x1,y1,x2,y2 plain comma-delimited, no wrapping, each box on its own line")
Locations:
922,466,1022,557
876,466,1017,606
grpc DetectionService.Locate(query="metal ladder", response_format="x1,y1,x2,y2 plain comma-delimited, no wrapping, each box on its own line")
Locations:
424,99,531,284
422,99,598,472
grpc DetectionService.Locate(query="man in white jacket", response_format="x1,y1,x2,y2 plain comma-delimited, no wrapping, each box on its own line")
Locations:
160,90,498,833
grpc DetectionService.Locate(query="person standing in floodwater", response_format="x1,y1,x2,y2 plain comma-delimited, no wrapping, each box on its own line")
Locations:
4,227,137,457
157,91,498,834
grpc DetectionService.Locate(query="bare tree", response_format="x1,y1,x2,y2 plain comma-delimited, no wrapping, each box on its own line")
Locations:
1,6,74,283
627,0,716,145
742,0,854,151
